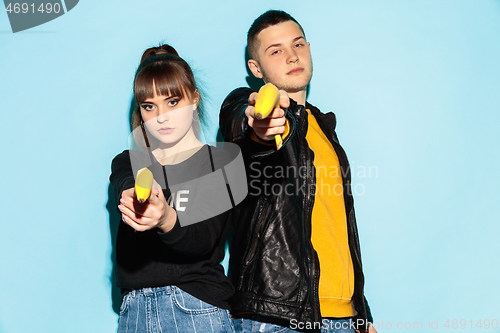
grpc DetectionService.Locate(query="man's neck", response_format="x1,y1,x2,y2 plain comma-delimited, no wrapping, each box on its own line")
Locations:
287,89,307,106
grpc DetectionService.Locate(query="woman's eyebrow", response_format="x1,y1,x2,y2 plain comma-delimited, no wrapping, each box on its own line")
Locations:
142,95,178,103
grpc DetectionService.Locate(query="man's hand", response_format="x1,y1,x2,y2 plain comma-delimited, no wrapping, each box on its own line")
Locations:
245,89,289,141
118,181,177,233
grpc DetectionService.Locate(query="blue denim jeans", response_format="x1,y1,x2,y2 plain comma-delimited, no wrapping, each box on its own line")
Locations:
118,286,234,333
231,315,355,333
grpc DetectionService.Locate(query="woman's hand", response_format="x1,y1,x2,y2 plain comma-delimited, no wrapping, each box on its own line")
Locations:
118,182,177,233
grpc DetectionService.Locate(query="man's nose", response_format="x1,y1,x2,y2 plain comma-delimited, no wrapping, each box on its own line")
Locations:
286,49,299,63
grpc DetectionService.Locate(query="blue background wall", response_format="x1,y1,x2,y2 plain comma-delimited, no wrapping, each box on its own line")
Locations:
1,1,499,332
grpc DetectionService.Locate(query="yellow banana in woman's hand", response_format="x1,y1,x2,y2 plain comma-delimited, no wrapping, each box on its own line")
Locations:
135,168,153,203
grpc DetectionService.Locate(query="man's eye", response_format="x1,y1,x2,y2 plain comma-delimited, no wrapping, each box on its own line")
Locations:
141,104,154,111
168,99,179,107
271,50,280,55
295,43,303,48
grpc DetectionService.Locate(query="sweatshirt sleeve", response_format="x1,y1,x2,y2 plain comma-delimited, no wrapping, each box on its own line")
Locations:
109,150,136,206
156,210,229,257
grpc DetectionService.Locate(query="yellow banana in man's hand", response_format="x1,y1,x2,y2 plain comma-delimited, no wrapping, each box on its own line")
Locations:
135,167,153,203
254,83,288,150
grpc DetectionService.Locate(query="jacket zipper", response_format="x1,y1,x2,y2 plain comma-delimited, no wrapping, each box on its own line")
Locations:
306,159,321,323
239,203,270,285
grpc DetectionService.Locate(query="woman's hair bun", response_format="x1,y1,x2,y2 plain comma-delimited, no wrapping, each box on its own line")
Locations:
140,44,179,63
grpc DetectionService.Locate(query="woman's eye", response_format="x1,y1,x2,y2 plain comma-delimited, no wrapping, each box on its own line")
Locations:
141,104,154,111
168,99,179,107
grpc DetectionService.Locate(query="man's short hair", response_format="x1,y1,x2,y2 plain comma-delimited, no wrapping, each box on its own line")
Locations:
247,10,306,60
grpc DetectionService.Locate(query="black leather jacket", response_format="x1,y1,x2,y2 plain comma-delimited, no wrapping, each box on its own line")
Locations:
220,87,372,329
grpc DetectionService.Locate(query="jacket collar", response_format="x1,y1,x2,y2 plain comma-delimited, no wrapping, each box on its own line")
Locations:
289,98,337,135
288,98,305,119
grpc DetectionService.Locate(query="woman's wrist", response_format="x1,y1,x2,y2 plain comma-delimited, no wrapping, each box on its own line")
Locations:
157,205,177,233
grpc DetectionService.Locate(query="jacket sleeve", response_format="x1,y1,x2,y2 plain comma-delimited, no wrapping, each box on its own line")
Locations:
219,87,296,158
219,87,254,143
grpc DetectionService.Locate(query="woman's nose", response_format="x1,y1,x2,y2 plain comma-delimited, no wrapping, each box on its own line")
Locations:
156,108,169,123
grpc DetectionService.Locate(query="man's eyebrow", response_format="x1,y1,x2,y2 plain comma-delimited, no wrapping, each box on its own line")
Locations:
264,42,282,53
264,36,305,52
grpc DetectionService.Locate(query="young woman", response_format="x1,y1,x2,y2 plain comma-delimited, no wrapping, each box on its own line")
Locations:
110,44,235,333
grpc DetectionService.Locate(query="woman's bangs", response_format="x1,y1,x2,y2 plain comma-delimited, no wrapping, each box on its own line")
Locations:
134,63,189,103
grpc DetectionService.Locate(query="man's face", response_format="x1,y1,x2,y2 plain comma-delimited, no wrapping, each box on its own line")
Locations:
249,20,312,94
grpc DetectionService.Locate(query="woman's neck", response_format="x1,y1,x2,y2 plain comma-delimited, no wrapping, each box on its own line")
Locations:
154,131,204,165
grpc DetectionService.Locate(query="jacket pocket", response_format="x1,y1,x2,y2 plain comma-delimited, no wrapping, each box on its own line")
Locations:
238,198,270,288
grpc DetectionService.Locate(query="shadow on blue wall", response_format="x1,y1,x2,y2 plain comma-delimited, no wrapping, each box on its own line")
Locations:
105,97,137,316
106,183,123,315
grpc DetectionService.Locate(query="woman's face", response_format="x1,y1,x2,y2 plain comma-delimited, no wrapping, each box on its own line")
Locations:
139,89,198,148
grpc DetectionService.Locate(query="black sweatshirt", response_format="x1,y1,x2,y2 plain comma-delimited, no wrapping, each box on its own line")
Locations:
109,145,234,309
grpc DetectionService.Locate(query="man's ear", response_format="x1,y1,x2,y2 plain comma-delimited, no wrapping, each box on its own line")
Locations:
248,59,263,79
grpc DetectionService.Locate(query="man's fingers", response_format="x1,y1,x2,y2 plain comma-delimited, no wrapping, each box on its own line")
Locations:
278,90,290,109
267,107,285,119
254,126,286,138
252,116,286,129
245,104,256,119
248,92,258,106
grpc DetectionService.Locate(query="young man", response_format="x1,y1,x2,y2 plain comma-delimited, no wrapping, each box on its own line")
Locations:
220,10,376,333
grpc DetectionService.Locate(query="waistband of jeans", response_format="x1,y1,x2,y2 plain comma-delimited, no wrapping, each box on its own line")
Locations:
126,285,177,297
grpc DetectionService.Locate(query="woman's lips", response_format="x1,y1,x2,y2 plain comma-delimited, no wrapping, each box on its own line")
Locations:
287,67,304,75
158,127,174,134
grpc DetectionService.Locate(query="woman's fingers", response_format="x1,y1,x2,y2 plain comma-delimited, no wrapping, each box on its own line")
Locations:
121,213,151,232
119,205,154,232
119,187,168,231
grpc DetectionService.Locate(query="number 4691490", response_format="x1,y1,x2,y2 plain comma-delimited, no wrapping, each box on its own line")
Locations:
5,3,61,14
444,319,498,329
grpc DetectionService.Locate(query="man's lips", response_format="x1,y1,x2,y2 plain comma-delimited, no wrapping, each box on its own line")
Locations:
287,67,304,75
158,127,174,134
